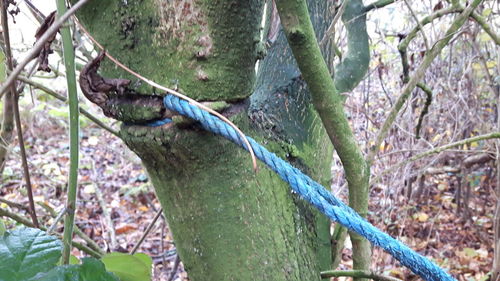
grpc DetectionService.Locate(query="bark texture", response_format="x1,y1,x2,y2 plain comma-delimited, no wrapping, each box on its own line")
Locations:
275,0,371,278
74,0,263,101
75,0,335,280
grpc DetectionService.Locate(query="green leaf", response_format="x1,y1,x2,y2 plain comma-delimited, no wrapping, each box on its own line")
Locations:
69,255,80,265
31,258,119,281
0,227,62,281
463,247,477,257
482,8,492,17
101,252,152,281
48,107,69,119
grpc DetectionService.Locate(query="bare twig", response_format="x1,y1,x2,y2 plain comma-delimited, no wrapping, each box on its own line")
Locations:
46,206,66,234
367,0,484,164
37,201,105,256
131,208,163,254
0,0,90,98
493,37,500,280
0,205,35,227
1,0,38,227
0,197,29,211
0,206,101,258
415,82,433,139
167,255,181,281
371,132,500,184
364,0,397,12
24,0,45,23
160,220,167,276
16,75,120,137
319,0,350,47
403,0,430,51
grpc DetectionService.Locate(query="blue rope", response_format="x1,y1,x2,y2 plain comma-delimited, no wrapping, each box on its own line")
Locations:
149,94,455,281
146,118,172,127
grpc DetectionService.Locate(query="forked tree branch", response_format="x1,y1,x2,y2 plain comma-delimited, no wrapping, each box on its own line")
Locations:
367,0,484,164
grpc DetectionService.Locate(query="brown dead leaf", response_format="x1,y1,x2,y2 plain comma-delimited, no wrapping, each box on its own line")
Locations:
433,2,444,11
34,11,57,72
79,52,130,108
115,224,138,235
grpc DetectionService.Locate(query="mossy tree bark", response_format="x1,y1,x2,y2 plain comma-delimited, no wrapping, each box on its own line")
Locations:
74,0,336,280
274,0,371,279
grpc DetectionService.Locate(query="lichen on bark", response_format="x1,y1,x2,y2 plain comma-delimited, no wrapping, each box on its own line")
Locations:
73,0,264,101
75,1,335,280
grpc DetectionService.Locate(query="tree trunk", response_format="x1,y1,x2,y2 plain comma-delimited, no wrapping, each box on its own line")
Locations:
74,0,335,280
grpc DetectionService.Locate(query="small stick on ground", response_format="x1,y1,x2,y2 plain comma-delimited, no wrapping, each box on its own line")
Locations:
131,208,163,254
167,255,181,281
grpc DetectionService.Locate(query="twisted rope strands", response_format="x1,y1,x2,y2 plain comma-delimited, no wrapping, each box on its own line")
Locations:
160,94,455,281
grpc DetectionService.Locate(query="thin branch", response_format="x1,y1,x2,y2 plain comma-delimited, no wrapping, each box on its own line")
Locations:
397,6,461,84
321,269,402,281
46,207,66,234
0,44,15,175
71,240,102,259
367,0,484,164
415,82,433,139
167,255,181,281
371,132,500,184
0,197,29,211
469,10,500,45
24,0,45,23
364,0,397,12
160,221,167,276
319,0,350,47
493,54,500,281
0,206,101,258
131,208,163,254
38,201,105,256
72,226,104,256
1,0,38,227
403,0,430,51
0,0,90,98
0,205,35,227
16,76,120,137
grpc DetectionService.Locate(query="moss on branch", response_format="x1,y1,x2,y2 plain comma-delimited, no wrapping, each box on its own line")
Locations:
275,0,371,278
